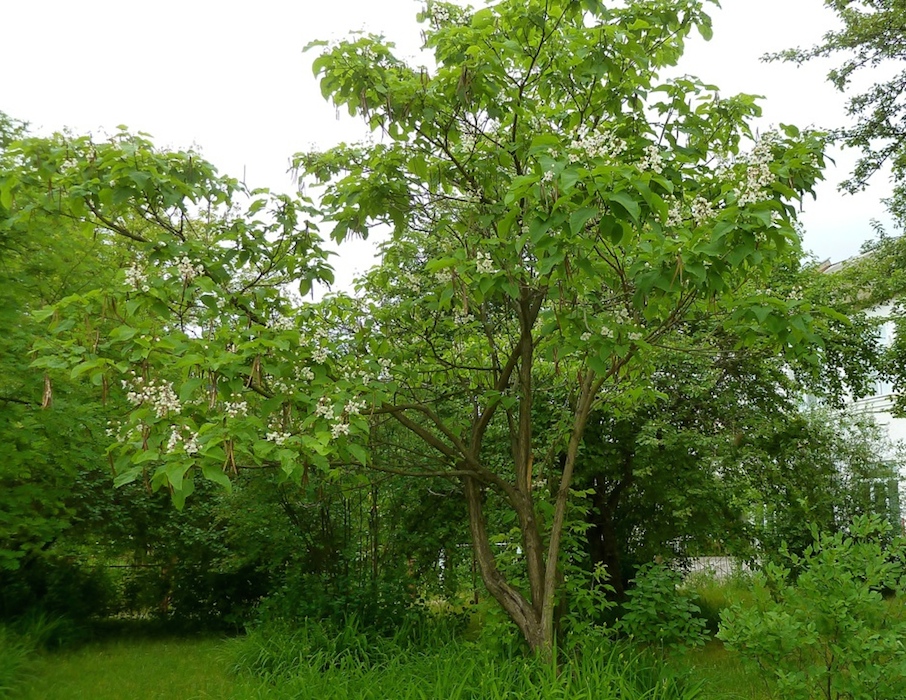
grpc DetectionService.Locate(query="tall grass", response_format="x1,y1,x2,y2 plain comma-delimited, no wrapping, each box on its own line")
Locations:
0,626,33,699
8,623,770,699
683,569,756,636
229,618,704,700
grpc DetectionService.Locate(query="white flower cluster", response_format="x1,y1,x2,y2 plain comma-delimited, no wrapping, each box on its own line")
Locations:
460,132,476,152
666,198,684,228
612,306,631,325
735,132,778,206
266,431,291,446
123,374,181,418
295,365,315,382
176,256,204,282
271,315,296,332
331,422,351,439
352,368,375,386
166,425,200,454
431,3,453,25
124,263,150,292
453,308,474,326
569,127,626,162
345,398,367,416
105,420,130,443
224,395,247,418
541,170,555,184
378,357,392,379
271,378,293,395
476,251,495,275
715,158,732,181
434,268,453,285
315,397,335,420
638,144,663,174
307,326,330,364
401,270,422,288
690,197,716,226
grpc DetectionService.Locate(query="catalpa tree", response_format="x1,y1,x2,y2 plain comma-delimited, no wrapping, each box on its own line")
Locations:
6,0,832,656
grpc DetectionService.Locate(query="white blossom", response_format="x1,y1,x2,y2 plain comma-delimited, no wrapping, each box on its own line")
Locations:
638,144,663,173
453,308,474,326
570,127,626,162
166,425,200,454
176,256,204,282
266,431,291,446
690,197,716,226
345,398,367,416
312,347,329,364
124,263,149,292
666,198,684,228
475,251,496,275
123,374,181,417
315,396,335,420
331,422,351,439
224,396,248,418
431,3,453,25
272,315,296,331
734,131,779,206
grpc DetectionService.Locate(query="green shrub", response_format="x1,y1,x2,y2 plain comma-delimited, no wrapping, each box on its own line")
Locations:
616,562,708,652
718,515,906,699
0,556,115,625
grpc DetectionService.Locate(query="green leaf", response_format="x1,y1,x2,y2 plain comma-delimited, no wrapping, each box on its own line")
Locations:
347,442,368,465
202,462,232,490
608,191,641,222
569,207,599,235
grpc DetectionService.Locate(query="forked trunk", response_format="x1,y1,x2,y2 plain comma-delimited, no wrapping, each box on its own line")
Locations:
463,476,553,659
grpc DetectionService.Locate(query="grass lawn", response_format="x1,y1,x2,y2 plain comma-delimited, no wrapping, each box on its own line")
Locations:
16,636,242,700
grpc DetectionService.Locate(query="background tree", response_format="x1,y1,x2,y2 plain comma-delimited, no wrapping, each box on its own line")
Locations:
770,0,906,227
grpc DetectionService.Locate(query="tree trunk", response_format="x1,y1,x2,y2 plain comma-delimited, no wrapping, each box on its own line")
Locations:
588,496,626,599
463,476,550,657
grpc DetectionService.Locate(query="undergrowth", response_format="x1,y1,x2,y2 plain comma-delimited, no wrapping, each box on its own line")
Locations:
229,617,703,700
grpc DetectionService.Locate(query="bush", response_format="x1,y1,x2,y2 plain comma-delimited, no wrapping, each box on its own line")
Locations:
0,555,115,625
616,562,708,653
718,515,906,699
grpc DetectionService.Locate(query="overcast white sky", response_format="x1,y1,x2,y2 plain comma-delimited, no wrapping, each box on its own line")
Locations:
1,0,893,286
